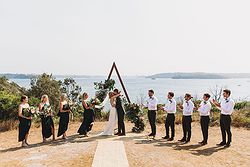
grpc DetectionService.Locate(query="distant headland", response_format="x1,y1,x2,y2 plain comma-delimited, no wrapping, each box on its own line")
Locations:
146,73,250,79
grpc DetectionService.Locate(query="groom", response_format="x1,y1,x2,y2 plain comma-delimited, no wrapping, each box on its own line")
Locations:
114,89,126,136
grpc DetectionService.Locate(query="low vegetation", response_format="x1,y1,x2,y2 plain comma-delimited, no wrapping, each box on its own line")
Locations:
0,74,250,133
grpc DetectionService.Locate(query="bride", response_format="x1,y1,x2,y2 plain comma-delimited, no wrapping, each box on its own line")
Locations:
100,91,120,136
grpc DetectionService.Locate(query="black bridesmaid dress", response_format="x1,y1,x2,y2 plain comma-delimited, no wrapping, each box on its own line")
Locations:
77,102,95,135
57,104,70,137
41,104,54,139
18,108,31,142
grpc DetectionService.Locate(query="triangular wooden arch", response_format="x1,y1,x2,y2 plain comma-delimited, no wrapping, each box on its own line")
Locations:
107,62,131,103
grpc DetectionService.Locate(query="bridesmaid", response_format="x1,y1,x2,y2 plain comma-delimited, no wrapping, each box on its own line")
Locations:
18,95,32,147
39,95,55,142
57,94,71,139
77,92,95,137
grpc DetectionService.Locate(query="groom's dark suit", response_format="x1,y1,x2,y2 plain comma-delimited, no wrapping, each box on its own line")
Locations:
116,96,125,135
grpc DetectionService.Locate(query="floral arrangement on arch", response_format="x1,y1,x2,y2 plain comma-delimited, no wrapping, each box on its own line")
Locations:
125,103,145,133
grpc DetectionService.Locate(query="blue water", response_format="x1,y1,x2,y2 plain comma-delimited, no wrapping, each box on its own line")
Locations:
10,77,250,103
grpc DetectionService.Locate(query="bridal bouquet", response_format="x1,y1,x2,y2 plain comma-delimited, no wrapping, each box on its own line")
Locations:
90,98,101,106
23,107,38,117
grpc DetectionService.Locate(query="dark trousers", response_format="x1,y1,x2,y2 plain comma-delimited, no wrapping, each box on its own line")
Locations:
148,110,156,136
220,114,232,143
182,116,192,141
117,111,125,134
200,116,210,143
165,114,175,138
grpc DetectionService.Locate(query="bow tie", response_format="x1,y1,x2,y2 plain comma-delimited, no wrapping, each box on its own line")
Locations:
169,100,172,103
225,99,229,103
204,101,207,104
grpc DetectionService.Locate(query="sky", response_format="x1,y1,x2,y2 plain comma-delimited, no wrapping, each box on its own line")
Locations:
0,0,249,76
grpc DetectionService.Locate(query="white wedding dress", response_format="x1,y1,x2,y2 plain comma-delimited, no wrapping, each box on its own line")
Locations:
101,99,118,136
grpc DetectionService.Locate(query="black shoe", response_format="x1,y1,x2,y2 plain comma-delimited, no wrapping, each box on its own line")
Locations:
118,133,126,136
184,140,190,144
162,136,169,139
167,138,174,141
217,142,226,147
225,143,231,147
148,134,154,137
114,132,120,135
178,138,186,142
198,141,204,145
200,142,207,146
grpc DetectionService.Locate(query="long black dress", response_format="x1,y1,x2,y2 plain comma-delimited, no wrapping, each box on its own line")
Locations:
57,104,70,137
41,104,54,139
18,108,31,142
77,102,95,135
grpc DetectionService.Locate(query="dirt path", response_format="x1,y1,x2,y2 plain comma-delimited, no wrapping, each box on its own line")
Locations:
0,122,249,167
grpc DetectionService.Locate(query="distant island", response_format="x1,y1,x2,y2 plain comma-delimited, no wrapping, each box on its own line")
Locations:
147,73,250,79
0,73,90,79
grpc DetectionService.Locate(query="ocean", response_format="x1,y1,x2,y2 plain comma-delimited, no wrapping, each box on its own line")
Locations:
10,76,250,103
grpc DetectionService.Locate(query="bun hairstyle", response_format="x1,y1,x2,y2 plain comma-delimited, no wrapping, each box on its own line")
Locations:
20,95,28,102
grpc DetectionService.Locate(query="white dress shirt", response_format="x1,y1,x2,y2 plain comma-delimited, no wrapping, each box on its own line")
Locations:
220,98,235,115
145,96,158,110
183,100,194,116
164,98,176,114
198,100,211,116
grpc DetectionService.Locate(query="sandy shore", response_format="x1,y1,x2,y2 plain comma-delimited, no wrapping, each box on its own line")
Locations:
0,122,249,167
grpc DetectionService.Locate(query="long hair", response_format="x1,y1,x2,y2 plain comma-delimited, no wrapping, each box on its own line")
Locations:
60,93,68,102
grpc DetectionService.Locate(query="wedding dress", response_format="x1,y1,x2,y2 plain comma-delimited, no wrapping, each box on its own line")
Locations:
100,98,118,135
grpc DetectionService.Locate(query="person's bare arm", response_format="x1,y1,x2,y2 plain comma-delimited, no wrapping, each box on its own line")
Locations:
38,103,43,111
111,93,121,99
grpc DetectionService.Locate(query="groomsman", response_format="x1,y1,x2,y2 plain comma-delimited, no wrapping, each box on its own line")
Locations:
162,92,176,141
198,93,212,145
212,89,235,147
145,90,158,138
178,93,194,143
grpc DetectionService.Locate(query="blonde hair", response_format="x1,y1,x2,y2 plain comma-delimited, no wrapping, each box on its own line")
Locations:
60,93,68,102
41,94,49,103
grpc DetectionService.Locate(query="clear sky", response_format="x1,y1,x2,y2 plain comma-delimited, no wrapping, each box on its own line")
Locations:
0,0,249,75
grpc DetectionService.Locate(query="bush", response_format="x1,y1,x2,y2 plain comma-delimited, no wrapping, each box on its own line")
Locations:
0,91,20,120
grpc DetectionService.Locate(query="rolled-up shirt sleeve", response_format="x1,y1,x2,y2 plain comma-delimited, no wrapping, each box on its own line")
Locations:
220,100,235,115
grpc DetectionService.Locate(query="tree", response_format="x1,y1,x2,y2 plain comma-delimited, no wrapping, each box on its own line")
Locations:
60,78,82,103
28,73,61,111
209,85,225,102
